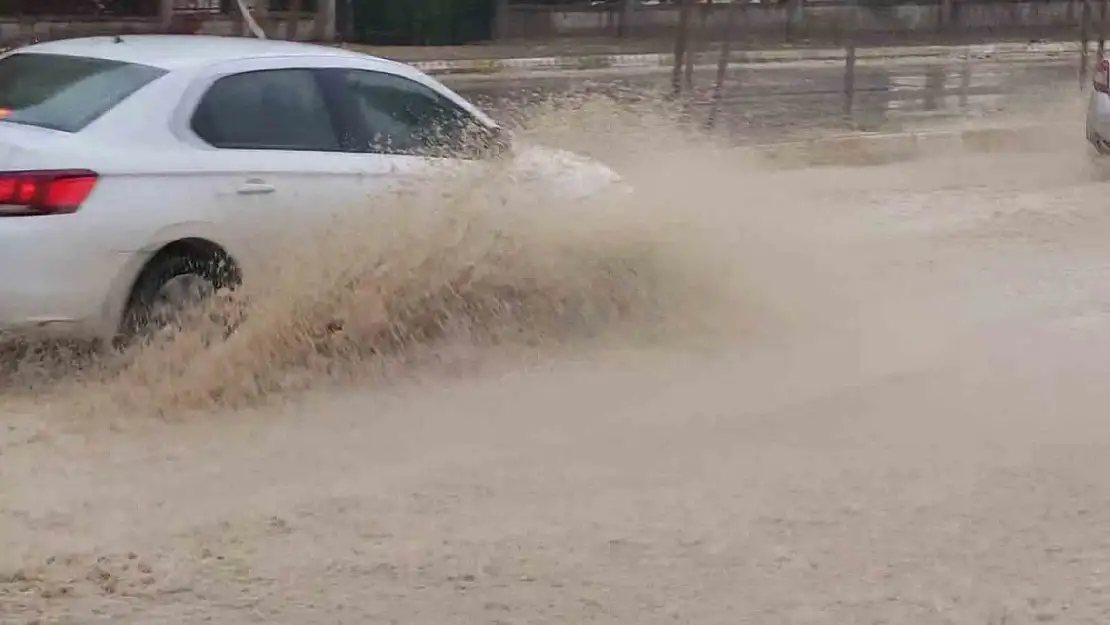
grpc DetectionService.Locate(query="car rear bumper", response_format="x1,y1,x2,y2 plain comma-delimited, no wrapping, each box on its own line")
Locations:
0,217,132,343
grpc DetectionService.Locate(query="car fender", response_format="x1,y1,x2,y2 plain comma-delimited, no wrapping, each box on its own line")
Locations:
97,221,242,342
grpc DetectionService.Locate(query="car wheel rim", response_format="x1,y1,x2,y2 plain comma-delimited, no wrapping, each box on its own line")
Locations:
149,273,214,330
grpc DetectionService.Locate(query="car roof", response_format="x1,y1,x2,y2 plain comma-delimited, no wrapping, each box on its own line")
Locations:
15,34,395,72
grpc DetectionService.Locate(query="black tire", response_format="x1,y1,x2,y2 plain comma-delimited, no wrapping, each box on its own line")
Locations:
1089,132,1110,156
117,254,233,348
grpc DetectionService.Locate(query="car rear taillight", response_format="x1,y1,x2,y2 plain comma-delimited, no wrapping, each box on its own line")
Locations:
0,169,98,216
1095,59,1110,94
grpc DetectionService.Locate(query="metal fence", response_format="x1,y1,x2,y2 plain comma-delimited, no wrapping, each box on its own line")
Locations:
654,0,1101,138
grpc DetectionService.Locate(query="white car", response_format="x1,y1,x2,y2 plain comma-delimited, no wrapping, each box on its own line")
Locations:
0,35,624,348
1089,57,1110,154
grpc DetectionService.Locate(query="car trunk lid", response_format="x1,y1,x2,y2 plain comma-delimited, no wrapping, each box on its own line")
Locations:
0,123,72,168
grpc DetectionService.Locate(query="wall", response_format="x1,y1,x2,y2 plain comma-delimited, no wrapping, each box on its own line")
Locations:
499,1,1083,41
0,14,319,44
0,1,1085,47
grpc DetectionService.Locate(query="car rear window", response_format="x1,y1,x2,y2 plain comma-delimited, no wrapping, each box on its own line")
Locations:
0,52,166,133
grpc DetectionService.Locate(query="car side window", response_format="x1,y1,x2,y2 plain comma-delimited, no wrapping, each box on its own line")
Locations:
328,69,488,158
191,68,341,152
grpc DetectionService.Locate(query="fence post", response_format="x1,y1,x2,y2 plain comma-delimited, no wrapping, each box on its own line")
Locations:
685,4,701,93
843,42,856,118
842,22,857,122
785,0,803,42
284,0,304,40
672,0,694,97
842,2,861,120
940,0,954,31
923,64,945,111
958,48,971,110
494,0,511,40
619,0,635,38
310,0,336,41
1099,0,1107,58
707,0,740,130
1082,0,1092,87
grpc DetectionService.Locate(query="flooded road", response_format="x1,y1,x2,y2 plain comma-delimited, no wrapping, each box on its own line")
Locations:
3,68,1108,624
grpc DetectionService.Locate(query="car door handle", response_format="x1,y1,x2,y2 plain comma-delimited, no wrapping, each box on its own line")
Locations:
237,180,275,195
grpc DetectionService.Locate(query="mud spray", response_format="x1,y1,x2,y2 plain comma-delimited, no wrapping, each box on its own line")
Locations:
1,95,756,416
0,89,1091,419
9,82,1110,624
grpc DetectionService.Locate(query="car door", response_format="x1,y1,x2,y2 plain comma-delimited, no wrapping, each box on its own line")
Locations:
314,66,503,204
173,61,389,269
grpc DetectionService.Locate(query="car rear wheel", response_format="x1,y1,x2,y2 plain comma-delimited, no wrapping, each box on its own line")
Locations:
117,255,227,348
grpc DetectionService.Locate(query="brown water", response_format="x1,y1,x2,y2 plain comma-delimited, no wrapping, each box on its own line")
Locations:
3,91,1110,624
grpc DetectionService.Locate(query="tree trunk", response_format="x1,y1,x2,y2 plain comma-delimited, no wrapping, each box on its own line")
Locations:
254,0,271,38
284,0,303,40
619,0,636,38
494,0,511,40
233,0,268,38
685,1,712,92
1099,0,1107,58
229,0,244,36
940,0,954,31
158,0,175,32
707,0,740,130
785,0,803,42
313,0,336,41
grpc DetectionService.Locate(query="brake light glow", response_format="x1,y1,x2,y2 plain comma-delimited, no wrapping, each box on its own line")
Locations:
0,170,98,216
1095,59,1110,94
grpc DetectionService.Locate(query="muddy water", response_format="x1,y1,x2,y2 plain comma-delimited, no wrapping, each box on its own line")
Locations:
451,57,1073,142
3,92,1110,624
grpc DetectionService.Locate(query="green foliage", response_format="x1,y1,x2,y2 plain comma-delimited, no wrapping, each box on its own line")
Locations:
351,0,495,45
